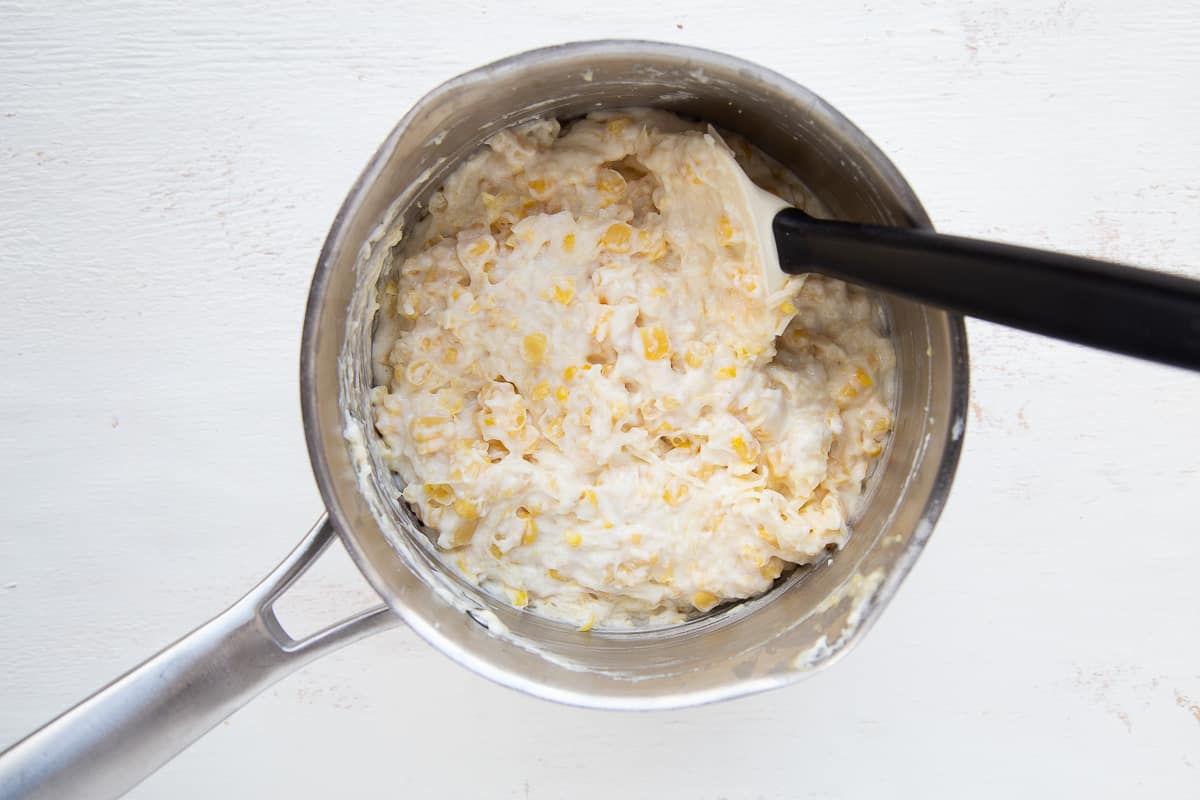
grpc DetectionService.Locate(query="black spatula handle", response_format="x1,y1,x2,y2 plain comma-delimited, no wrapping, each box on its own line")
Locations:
774,208,1200,371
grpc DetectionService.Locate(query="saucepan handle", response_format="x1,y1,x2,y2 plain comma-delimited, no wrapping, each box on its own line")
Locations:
0,516,399,800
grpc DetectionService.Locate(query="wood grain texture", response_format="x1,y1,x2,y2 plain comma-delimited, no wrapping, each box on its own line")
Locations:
2,1,1199,797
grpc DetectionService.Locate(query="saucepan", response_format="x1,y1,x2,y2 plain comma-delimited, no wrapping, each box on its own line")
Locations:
0,40,967,800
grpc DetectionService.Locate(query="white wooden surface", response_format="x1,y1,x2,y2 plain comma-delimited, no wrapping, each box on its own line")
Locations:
3,1,1199,797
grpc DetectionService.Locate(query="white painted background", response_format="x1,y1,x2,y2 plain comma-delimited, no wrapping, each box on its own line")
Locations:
3,1,1199,797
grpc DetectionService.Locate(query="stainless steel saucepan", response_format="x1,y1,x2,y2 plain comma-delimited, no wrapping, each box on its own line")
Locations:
0,40,968,800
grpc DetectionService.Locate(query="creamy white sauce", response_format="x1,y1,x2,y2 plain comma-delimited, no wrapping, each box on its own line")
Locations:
369,109,894,629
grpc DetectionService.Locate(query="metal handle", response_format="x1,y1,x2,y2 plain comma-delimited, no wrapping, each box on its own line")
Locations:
0,516,399,800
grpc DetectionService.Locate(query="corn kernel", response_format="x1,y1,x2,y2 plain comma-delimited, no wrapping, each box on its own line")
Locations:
778,300,798,316
873,417,891,433
444,348,458,365
562,233,576,252
716,366,737,380
600,363,614,377
489,543,503,559
662,482,690,506
454,498,478,519
533,380,551,400
731,436,753,462
468,302,480,314
692,591,720,612
406,361,433,386
855,368,873,387
581,489,597,508
555,385,569,402
548,568,568,582
513,589,529,608
564,530,582,547
761,557,785,581
838,384,858,400
757,525,779,547
527,178,546,194
424,483,453,505
564,365,578,381
651,286,667,297
552,282,575,305
685,348,706,369
606,118,630,135
468,240,490,257
718,215,734,242
600,222,633,253
522,333,548,365
521,517,538,545
640,324,670,360
577,614,595,632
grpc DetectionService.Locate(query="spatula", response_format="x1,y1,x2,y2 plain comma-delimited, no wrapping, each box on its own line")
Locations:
715,141,1200,371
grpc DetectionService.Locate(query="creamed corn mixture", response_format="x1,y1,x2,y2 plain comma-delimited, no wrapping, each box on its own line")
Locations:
370,109,894,629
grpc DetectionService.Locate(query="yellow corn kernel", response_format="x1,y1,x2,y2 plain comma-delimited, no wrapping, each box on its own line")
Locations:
577,614,595,633
662,482,690,506
716,366,737,380
692,591,720,612
468,239,490,257
424,483,453,505
444,348,458,365
603,519,614,529
718,215,734,242
513,589,528,608
453,498,478,519
544,415,564,439
581,489,597,508
554,385,569,403
685,348,706,369
731,436,752,462
438,393,463,415
640,324,670,360
758,525,779,547
527,178,546,194
564,365,578,381
600,222,633,253
406,361,433,386
838,384,858,400
873,417,891,433
562,233,576,252
552,282,575,305
630,533,642,546
564,530,582,548
521,517,538,546
453,556,472,582
651,286,667,298
522,333,548,365
483,416,496,427
778,300,797,316
600,363,614,377
533,380,551,400
761,557,785,581
489,543,503,559
606,118,630,135
468,302,481,314
668,435,692,450
855,368,873,387
548,568,568,582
